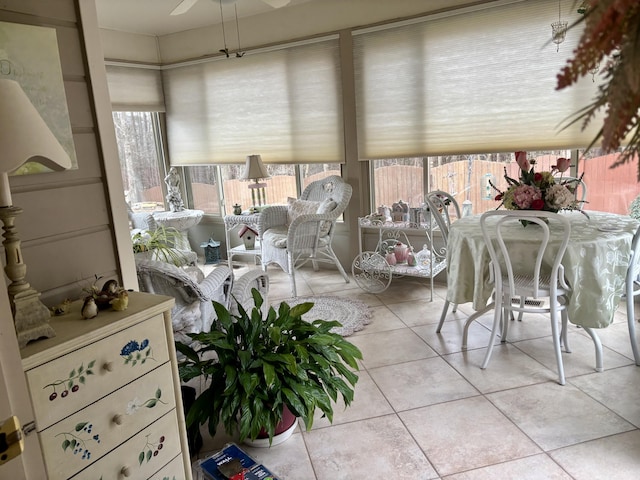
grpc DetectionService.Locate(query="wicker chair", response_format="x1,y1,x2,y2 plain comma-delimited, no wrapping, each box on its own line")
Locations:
259,175,352,297
135,258,268,344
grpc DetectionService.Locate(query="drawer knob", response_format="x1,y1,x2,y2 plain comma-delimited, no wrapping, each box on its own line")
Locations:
112,414,123,425
102,362,114,372
120,466,131,477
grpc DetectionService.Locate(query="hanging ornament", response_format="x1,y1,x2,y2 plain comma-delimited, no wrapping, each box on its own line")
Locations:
551,0,568,52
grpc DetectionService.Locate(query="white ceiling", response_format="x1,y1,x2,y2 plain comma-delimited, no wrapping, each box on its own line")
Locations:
94,0,316,36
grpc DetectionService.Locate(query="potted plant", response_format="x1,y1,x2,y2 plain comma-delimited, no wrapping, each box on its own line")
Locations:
131,225,189,266
175,289,363,446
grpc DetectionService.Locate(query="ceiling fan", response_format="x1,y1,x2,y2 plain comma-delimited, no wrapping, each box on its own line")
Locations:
171,0,291,16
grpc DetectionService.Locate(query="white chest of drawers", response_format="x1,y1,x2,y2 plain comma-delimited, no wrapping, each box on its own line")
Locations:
20,291,193,480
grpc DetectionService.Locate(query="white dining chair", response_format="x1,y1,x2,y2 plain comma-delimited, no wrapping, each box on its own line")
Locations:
479,210,602,385
625,225,640,365
424,191,462,333
511,175,587,324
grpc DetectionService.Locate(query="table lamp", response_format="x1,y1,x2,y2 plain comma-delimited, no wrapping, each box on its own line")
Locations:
0,79,72,348
241,154,270,207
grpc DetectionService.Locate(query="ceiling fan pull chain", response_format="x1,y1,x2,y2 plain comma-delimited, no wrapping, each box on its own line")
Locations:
234,4,245,57
219,0,230,57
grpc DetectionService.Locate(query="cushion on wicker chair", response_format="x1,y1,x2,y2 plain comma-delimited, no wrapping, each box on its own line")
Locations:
287,197,319,223
286,197,336,236
260,175,352,297
264,225,331,249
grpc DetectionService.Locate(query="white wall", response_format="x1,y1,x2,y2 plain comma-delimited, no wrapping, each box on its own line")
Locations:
101,0,488,63
0,0,135,305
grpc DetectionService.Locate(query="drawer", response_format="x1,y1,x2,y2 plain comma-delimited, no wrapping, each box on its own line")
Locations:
39,362,177,480
148,454,191,480
72,410,182,480
26,314,170,430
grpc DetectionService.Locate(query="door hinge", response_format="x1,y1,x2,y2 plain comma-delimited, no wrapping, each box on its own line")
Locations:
0,416,34,465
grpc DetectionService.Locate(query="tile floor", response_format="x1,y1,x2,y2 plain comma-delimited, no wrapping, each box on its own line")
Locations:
190,262,640,479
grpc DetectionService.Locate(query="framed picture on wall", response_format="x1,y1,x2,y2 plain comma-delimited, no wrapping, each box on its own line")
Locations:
0,20,77,174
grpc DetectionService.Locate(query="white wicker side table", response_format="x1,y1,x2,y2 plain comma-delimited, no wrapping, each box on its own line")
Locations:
224,213,262,270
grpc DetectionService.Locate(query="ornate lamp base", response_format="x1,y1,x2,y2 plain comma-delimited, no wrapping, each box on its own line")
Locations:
13,287,55,348
0,205,56,348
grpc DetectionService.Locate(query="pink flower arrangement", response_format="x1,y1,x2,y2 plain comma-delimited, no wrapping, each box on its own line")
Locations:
492,151,585,216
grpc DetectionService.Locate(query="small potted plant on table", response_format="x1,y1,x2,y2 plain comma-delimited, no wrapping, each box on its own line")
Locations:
131,225,191,266
175,289,363,446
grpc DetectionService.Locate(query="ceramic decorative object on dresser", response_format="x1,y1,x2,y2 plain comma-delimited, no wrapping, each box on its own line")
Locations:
20,291,193,480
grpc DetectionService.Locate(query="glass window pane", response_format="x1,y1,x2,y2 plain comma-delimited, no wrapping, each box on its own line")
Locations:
428,153,513,216
264,164,296,205
372,151,587,217
301,163,341,190
220,164,246,212
220,164,296,211
580,148,639,214
427,151,572,216
372,158,424,210
187,165,221,215
112,111,165,213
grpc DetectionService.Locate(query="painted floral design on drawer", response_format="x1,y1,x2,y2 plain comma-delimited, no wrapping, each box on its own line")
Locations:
43,360,95,401
56,422,100,460
120,338,155,366
139,433,166,465
126,387,167,415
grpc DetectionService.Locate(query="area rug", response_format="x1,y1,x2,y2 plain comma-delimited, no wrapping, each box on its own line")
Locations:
273,296,371,337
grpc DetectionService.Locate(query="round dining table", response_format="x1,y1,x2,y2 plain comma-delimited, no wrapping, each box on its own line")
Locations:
446,210,639,328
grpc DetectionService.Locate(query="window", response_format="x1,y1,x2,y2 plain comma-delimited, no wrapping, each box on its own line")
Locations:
216,163,342,215
112,111,166,213
110,1,637,222
372,158,424,209
185,165,221,215
579,148,639,214
301,163,342,190
374,150,639,216
371,151,604,216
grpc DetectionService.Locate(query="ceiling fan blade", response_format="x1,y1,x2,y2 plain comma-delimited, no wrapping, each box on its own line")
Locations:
261,0,292,8
170,0,200,16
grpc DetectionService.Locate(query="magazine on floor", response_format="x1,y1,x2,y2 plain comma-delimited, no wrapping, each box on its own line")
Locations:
199,443,279,480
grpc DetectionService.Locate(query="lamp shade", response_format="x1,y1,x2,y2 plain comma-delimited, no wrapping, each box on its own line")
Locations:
241,154,269,181
0,79,71,206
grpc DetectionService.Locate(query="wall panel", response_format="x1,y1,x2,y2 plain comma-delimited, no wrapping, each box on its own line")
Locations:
0,0,123,306
22,229,118,299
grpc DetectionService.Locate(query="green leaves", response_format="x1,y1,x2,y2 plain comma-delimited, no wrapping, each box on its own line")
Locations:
175,288,364,444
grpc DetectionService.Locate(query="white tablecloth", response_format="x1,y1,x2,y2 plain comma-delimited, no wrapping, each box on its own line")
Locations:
446,211,639,328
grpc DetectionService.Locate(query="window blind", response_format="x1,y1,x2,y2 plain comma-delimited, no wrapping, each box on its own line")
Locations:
162,37,344,165
353,0,601,159
105,64,165,112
